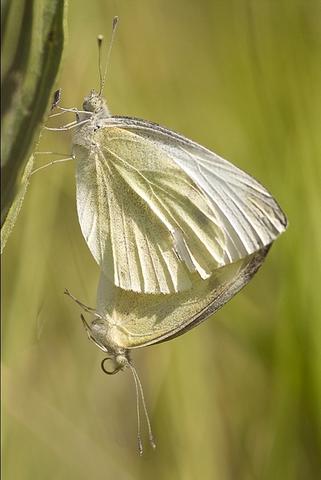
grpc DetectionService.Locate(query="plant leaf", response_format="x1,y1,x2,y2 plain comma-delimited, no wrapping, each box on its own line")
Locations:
0,154,34,254
1,0,67,251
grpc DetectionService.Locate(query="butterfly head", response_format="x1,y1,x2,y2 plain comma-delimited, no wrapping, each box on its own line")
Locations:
87,320,130,373
83,89,110,117
83,316,116,351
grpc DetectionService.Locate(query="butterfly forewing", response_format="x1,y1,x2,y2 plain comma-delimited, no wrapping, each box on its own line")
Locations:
75,124,233,294
106,117,287,254
73,115,287,296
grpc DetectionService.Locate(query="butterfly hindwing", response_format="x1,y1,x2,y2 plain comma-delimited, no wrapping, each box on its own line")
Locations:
95,246,270,349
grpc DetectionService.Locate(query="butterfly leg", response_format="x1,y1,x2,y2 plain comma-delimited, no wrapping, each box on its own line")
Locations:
80,313,93,339
30,156,74,175
44,118,90,131
44,120,78,131
49,107,93,118
64,288,103,319
49,88,92,117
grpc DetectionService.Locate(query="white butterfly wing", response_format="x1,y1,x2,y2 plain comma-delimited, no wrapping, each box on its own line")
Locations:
74,116,287,295
107,117,287,258
96,246,270,349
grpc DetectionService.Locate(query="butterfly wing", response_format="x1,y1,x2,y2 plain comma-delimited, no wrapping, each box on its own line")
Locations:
108,117,287,254
96,245,270,349
74,116,287,295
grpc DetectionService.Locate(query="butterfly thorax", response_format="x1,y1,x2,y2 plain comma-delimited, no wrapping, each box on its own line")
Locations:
82,89,110,118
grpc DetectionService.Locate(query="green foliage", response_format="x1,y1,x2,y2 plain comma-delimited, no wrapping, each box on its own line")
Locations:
2,1,321,479
1,0,66,251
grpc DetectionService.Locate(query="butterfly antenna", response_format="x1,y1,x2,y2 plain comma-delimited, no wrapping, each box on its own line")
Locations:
97,34,104,93
129,364,143,454
128,363,156,454
98,16,119,96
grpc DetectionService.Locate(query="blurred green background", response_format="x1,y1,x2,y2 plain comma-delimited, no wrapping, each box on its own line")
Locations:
2,0,321,479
